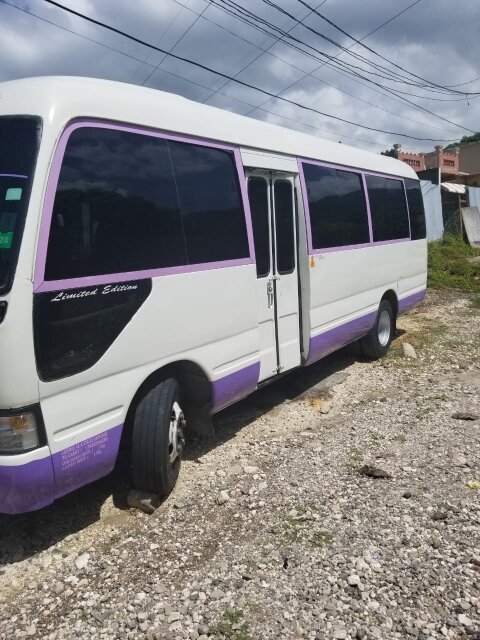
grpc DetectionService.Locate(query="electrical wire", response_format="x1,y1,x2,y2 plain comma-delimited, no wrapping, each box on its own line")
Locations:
35,0,468,141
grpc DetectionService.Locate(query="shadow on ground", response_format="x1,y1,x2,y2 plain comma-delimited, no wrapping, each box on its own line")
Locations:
0,343,368,568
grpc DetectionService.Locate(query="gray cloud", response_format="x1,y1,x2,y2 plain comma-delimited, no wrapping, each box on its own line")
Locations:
1,0,479,153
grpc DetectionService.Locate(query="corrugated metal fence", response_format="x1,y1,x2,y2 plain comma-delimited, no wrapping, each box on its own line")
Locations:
468,186,480,209
421,180,443,241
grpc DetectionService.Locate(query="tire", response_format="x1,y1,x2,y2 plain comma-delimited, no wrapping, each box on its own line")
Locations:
131,378,185,496
359,299,395,360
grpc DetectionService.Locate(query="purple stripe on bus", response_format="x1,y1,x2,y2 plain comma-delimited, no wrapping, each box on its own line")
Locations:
306,311,377,366
0,454,54,515
33,120,256,293
0,173,28,179
212,362,260,412
398,289,426,314
52,424,123,499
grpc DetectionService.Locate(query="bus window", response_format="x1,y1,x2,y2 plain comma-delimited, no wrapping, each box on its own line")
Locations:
44,126,249,282
248,177,270,278
404,178,426,240
365,175,410,242
0,117,41,293
302,163,370,249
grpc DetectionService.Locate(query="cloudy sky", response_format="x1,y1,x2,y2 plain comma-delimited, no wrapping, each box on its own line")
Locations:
1,0,479,153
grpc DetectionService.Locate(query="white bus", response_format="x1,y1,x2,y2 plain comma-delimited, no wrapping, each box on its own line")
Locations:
0,77,427,514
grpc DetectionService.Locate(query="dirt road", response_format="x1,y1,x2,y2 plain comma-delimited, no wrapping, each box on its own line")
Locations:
0,290,479,640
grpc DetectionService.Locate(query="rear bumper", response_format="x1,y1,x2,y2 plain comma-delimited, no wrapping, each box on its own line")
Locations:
0,447,54,514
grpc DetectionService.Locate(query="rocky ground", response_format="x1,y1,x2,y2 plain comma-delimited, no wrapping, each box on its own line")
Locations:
0,290,479,640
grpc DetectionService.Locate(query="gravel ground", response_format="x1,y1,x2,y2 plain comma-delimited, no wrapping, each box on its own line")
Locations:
0,290,479,640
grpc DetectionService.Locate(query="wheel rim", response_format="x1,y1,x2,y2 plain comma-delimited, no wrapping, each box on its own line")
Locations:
377,309,391,347
168,401,185,464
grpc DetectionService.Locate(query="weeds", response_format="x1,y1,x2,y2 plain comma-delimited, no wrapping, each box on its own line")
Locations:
210,609,251,640
428,235,480,292
311,530,334,548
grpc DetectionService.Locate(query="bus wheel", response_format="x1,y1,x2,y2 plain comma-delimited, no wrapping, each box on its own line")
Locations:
131,378,185,496
360,299,395,360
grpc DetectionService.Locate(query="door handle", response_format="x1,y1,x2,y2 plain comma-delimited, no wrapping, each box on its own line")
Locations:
267,280,274,308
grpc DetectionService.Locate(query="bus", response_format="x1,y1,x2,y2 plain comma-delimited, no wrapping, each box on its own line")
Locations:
0,77,427,514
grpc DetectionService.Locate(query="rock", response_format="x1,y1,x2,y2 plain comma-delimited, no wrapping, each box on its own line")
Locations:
347,575,361,587
359,465,392,479
333,627,347,639
217,490,229,505
244,465,259,474
431,537,442,549
431,511,448,521
127,489,161,514
403,491,413,499
75,553,90,570
403,343,417,359
458,613,472,627
209,588,225,600
451,412,479,421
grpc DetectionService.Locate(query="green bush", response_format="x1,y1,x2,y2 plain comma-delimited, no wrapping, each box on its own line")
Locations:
428,235,480,292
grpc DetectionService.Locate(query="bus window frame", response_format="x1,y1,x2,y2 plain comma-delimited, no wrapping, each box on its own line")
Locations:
33,119,256,294
298,157,412,254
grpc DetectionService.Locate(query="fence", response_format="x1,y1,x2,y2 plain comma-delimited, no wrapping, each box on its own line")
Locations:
420,180,443,241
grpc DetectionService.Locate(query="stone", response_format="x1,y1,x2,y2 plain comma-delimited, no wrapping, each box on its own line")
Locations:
451,412,479,421
333,627,347,639
127,490,161,514
217,490,229,505
359,465,392,479
403,343,417,359
75,553,90,570
347,575,361,587
403,491,413,499
458,614,472,627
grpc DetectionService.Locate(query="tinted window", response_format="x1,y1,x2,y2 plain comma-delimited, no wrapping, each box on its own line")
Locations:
45,127,249,281
45,128,186,280
169,141,249,264
274,180,295,275
366,175,410,242
404,178,426,240
302,163,370,249
0,117,41,293
248,177,270,278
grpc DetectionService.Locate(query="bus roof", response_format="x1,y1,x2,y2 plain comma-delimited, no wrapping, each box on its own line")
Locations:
0,76,417,179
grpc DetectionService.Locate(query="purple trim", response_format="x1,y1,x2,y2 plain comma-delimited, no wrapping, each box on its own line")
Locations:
0,454,54,515
212,362,260,412
298,157,412,255
0,424,123,515
34,120,256,293
52,424,123,499
0,173,28,179
398,288,426,314
306,311,377,366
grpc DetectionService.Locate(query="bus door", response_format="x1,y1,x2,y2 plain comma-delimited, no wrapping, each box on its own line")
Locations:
246,171,301,382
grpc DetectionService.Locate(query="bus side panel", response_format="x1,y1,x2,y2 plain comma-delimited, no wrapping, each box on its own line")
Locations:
38,265,259,496
305,241,426,364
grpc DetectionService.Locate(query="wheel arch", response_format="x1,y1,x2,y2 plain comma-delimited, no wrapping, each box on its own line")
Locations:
122,360,214,453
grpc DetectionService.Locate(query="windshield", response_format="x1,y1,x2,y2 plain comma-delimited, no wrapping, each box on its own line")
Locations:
0,117,41,293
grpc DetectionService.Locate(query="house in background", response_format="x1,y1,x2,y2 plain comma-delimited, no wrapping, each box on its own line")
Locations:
459,140,480,186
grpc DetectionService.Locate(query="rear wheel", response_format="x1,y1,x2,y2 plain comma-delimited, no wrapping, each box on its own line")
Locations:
131,378,185,496
359,299,395,360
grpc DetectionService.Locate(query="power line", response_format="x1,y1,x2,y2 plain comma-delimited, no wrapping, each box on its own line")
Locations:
36,0,466,141
204,0,474,131
293,0,479,98
3,0,457,140
202,0,328,105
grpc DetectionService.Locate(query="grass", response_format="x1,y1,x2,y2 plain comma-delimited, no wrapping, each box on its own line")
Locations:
428,235,480,292
210,609,251,640
311,530,334,548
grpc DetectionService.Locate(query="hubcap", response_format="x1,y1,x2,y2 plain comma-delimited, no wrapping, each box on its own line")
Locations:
168,401,186,464
377,309,391,347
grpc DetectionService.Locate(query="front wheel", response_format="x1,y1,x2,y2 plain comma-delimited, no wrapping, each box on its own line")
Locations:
359,299,395,360
131,378,185,496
